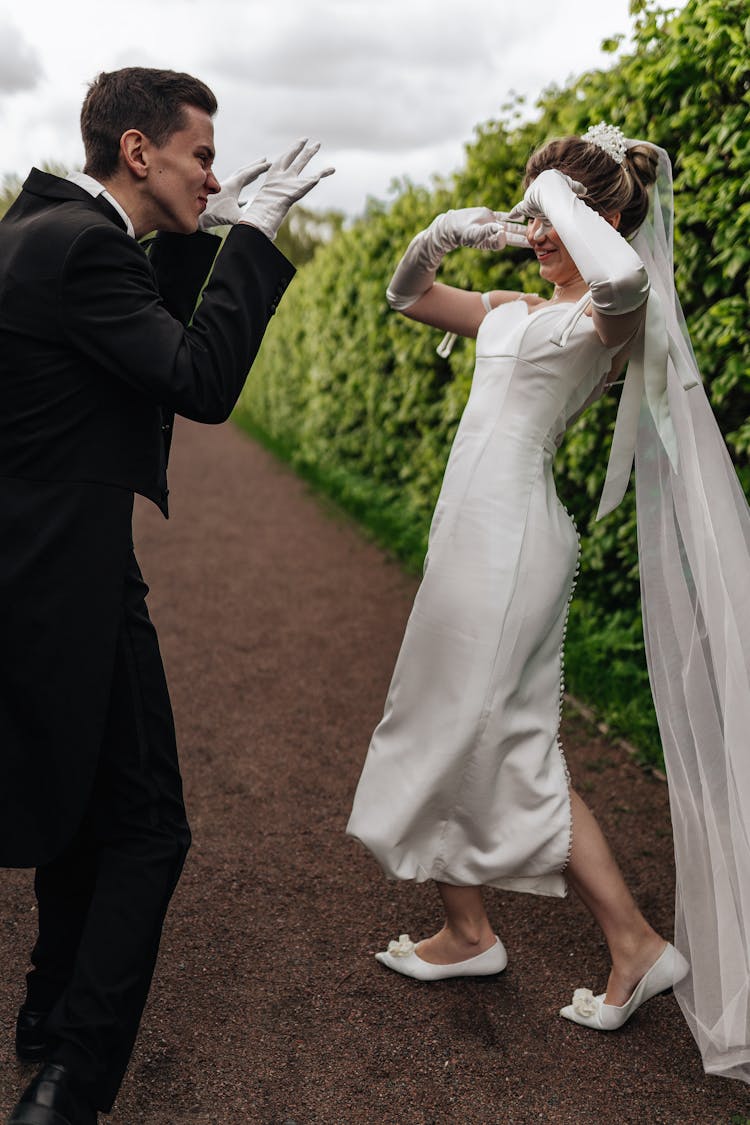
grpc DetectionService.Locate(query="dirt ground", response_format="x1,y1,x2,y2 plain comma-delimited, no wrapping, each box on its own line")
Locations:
1,418,749,1124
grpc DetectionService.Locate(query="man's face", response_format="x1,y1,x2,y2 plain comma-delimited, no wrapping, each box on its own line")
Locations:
144,104,220,233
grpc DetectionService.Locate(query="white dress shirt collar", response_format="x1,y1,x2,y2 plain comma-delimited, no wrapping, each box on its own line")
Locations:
66,171,136,239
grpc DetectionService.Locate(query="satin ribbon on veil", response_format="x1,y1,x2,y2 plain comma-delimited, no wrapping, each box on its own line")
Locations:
601,143,750,1082
596,287,697,520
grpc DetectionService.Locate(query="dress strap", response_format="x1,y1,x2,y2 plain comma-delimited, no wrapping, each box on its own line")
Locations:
436,331,458,358
550,290,593,348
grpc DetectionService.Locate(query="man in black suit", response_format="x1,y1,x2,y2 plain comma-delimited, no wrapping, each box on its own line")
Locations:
0,67,331,1124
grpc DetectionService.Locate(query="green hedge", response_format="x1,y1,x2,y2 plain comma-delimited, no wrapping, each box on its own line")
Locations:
236,0,750,766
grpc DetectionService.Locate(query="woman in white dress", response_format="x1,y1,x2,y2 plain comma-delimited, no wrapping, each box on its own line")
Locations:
347,127,688,1032
350,124,750,1082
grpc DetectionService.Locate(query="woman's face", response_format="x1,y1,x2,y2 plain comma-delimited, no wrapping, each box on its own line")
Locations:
526,194,622,292
526,217,583,290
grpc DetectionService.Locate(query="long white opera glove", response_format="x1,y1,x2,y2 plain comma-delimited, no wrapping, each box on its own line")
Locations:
198,160,271,229
241,139,335,242
508,169,649,314
386,208,529,311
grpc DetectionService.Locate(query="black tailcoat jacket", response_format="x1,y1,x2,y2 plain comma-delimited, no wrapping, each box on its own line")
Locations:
0,170,295,867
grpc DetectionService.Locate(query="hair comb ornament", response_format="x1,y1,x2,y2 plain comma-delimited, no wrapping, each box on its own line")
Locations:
581,123,627,165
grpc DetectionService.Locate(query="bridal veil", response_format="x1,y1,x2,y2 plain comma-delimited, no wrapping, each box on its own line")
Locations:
603,142,750,1082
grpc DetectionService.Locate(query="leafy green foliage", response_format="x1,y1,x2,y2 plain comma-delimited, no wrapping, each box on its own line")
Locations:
235,0,750,765
274,204,345,267
0,174,22,219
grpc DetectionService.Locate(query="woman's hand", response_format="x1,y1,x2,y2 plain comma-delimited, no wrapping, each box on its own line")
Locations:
386,208,529,315
433,208,529,253
507,171,587,237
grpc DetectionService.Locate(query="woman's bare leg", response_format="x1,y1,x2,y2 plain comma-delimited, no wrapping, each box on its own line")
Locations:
415,883,497,964
567,788,667,1005
413,790,665,983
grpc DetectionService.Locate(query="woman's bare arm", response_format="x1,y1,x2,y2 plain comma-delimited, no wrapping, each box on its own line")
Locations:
386,208,531,337
402,284,538,338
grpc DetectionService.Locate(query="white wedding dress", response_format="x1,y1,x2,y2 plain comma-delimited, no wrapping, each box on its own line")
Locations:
347,293,619,895
348,148,750,1084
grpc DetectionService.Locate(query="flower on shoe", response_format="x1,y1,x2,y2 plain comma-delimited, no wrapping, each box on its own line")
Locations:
387,934,416,957
571,988,599,1017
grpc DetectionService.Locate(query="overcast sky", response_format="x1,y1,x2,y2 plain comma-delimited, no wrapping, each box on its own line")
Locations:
0,0,686,218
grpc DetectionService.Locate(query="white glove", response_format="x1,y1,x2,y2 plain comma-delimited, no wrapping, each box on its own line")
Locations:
507,169,648,314
386,208,530,311
198,159,271,229
506,173,587,238
242,139,335,241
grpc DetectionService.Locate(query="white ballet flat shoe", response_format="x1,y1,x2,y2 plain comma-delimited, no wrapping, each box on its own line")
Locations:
559,942,689,1031
375,934,508,981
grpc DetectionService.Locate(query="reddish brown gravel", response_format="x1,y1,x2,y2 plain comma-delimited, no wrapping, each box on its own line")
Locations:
2,418,749,1124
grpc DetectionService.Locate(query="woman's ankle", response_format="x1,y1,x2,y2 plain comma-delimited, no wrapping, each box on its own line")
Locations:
610,924,665,968
416,925,496,964
446,920,494,948
435,882,493,947
605,931,667,1004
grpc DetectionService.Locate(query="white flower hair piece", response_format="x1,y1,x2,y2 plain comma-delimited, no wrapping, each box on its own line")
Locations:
581,122,627,165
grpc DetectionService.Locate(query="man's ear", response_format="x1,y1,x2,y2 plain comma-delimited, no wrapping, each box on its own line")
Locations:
119,130,150,180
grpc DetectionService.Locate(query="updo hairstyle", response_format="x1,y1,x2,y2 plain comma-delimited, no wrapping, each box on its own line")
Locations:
523,137,659,239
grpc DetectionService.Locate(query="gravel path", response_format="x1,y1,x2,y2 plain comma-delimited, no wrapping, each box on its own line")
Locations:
1,418,748,1124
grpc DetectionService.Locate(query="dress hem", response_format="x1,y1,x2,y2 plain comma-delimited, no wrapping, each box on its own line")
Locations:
346,835,569,899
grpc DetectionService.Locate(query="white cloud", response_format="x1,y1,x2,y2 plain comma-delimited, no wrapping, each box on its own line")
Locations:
0,20,43,94
210,5,491,89
212,76,476,153
204,3,535,155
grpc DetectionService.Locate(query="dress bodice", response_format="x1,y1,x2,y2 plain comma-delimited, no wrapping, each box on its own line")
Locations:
473,298,619,451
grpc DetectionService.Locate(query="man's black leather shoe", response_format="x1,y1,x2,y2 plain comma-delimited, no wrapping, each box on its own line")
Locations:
7,1063,97,1125
15,1007,49,1062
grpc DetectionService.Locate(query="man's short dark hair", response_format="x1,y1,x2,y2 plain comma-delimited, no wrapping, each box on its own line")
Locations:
81,67,218,180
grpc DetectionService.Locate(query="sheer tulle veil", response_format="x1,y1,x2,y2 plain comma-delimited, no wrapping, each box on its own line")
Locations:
613,141,750,1082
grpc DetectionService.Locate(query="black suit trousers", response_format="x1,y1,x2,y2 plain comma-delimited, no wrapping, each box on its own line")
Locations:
26,547,190,1112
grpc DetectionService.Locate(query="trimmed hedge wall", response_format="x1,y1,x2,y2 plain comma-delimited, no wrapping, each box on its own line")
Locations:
235,0,750,765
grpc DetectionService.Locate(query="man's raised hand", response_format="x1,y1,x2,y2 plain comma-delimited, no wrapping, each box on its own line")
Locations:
198,159,271,230
242,139,335,241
